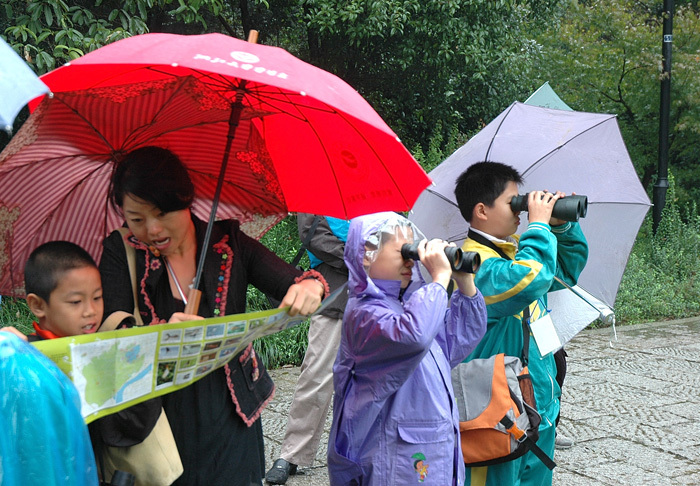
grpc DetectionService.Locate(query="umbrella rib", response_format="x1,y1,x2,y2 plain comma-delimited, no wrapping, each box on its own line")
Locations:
484,102,518,162
146,67,343,119
519,116,617,177
54,96,117,152
425,188,459,208
486,105,617,177
187,169,287,209
261,87,413,214
32,161,111,243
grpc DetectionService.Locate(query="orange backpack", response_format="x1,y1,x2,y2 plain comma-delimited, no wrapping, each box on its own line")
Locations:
451,309,556,469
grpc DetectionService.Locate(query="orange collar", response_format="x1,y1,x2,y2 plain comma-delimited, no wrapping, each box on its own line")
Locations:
32,321,63,340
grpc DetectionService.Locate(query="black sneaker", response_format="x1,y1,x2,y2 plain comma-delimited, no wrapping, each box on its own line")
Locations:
265,458,298,485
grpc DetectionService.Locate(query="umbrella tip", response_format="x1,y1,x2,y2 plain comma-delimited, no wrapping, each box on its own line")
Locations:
247,30,258,44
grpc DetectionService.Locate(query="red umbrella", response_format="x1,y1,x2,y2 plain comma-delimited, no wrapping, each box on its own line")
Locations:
0,33,429,298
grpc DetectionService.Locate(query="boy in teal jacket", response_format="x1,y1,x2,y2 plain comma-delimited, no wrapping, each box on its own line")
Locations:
454,162,588,486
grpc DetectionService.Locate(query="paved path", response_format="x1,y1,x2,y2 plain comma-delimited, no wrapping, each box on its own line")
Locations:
262,317,700,485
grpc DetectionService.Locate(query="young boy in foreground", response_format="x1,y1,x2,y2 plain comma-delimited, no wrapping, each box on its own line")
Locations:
327,212,487,485
455,162,588,486
23,241,105,341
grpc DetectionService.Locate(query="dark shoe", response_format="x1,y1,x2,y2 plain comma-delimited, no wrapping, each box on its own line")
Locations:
265,458,298,485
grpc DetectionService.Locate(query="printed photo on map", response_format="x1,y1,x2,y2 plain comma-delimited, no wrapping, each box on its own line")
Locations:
161,329,183,343
158,345,180,360
227,321,246,336
206,324,226,339
178,357,197,369
182,343,201,357
183,327,203,342
157,361,176,387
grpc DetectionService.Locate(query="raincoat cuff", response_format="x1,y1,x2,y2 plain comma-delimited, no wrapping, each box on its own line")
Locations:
527,222,551,232
295,269,330,299
550,222,572,233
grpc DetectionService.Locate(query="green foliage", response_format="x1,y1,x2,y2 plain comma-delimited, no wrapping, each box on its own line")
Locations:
615,174,700,323
301,0,562,150
2,0,225,75
0,298,35,334
253,319,309,369
535,1,700,200
411,121,470,173
246,214,309,369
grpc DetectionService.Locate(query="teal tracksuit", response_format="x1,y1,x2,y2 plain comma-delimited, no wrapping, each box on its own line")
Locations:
462,221,588,486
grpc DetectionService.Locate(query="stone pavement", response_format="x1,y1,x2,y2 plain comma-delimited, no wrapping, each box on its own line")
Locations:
262,317,700,485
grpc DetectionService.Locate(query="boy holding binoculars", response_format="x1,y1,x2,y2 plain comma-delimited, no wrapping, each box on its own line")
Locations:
454,161,588,486
327,212,487,485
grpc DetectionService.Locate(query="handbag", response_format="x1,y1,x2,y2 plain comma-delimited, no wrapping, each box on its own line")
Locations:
97,228,183,486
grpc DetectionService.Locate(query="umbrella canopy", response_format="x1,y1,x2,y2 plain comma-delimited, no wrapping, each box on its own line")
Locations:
410,101,651,320
0,38,49,133
0,33,429,297
523,82,573,112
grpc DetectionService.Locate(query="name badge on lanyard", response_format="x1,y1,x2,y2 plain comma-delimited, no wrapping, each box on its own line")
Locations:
530,312,562,356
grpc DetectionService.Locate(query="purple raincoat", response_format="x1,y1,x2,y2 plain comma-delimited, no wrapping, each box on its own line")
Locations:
327,212,487,486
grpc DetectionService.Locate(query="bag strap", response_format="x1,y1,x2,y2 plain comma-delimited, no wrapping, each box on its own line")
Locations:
499,414,556,470
468,229,531,365
291,215,322,268
117,227,145,327
264,215,322,310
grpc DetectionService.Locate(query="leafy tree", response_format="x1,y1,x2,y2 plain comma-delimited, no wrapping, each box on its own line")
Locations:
0,0,243,73
299,0,562,149
535,1,700,202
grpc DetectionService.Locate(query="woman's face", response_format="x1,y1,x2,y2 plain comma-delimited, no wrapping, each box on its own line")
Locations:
122,194,195,257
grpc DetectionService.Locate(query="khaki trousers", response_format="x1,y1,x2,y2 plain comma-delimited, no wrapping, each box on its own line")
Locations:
279,314,342,466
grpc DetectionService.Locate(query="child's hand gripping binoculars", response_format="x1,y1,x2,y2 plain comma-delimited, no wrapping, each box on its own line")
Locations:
401,243,481,274
510,193,588,222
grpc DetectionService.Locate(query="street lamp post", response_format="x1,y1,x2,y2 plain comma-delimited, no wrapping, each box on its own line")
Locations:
653,0,674,233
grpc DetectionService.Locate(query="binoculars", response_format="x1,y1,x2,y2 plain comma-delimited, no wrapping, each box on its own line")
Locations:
401,242,481,274
510,193,588,222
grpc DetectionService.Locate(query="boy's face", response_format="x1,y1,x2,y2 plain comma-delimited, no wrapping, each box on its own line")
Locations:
480,181,521,239
365,227,414,289
32,266,104,337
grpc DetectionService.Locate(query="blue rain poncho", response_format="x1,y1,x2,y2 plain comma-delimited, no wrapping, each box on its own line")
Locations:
0,332,98,485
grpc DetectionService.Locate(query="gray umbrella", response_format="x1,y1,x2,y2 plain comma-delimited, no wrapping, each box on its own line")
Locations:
410,101,651,344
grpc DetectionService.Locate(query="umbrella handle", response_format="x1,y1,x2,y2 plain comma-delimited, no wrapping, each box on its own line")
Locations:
184,288,202,315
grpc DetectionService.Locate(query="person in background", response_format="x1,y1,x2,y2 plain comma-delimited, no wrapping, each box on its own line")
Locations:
328,212,487,485
266,214,350,484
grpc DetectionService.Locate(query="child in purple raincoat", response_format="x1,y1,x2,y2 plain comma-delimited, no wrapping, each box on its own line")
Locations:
328,212,487,486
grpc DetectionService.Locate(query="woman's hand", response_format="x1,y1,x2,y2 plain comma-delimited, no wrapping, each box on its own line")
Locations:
278,279,324,316
168,312,204,323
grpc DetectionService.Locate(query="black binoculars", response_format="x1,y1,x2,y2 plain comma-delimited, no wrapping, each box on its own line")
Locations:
401,242,481,274
510,193,588,222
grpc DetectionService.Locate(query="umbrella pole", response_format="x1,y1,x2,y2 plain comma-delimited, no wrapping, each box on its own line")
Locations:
184,94,245,315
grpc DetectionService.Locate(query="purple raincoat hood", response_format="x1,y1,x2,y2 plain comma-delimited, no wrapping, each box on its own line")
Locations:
345,212,426,300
